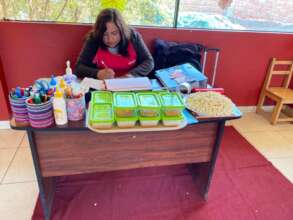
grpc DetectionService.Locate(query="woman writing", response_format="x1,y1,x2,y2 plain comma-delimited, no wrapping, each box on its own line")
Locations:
74,8,154,79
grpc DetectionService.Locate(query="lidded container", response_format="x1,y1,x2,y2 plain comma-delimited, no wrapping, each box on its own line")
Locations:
136,92,161,117
91,91,113,104
113,92,137,117
159,92,185,117
139,114,160,127
162,113,184,127
89,103,114,129
116,114,138,128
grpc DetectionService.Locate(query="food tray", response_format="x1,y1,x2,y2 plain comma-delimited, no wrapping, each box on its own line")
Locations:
186,104,242,119
86,104,187,133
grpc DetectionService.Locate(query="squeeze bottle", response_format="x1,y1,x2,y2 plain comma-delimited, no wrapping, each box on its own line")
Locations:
64,60,77,84
53,88,68,125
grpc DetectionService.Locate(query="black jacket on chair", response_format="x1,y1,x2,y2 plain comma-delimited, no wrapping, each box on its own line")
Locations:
153,38,204,73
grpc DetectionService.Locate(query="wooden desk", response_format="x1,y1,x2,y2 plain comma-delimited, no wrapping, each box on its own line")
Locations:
11,117,237,220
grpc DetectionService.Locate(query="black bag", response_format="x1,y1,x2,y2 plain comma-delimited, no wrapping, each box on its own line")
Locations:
153,38,204,72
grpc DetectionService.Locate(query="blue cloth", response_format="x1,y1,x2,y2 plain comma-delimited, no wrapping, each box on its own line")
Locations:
183,109,198,124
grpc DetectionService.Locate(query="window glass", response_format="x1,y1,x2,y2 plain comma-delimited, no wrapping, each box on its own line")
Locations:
0,0,101,23
123,0,175,27
178,0,293,32
0,0,175,26
1,0,293,33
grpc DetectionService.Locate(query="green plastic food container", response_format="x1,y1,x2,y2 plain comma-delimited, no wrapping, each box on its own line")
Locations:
136,92,161,117
162,112,184,127
90,103,114,129
159,92,185,117
91,91,112,104
116,114,138,128
153,90,170,94
113,92,137,117
139,114,161,127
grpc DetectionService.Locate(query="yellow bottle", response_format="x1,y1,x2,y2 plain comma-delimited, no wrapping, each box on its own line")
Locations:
53,88,68,125
59,78,66,95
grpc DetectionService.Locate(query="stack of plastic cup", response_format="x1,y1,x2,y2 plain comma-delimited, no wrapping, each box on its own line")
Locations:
25,98,54,128
8,92,30,125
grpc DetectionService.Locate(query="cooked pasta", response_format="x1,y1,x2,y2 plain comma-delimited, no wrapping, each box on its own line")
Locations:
186,92,233,116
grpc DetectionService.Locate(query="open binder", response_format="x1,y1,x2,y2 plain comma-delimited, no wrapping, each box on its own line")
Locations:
155,63,208,91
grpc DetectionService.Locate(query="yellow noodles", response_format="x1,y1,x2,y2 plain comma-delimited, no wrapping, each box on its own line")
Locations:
186,92,233,116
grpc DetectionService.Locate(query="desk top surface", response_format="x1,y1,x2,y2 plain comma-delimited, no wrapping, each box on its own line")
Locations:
10,112,240,131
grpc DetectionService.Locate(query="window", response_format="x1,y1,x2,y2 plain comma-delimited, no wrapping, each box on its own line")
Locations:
0,0,101,23
0,0,175,25
1,0,293,33
123,0,175,27
178,0,293,32
178,0,245,30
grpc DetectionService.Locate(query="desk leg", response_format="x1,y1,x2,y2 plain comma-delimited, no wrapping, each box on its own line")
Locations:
190,120,226,200
27,130,55,220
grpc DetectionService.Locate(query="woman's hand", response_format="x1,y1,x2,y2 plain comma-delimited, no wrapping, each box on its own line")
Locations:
97,68,115,79
117,73,133,78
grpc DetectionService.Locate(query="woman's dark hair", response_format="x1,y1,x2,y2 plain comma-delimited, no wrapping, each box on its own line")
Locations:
88,8,131,56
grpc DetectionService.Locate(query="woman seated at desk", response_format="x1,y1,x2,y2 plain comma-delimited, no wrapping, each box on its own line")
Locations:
74,8,154,80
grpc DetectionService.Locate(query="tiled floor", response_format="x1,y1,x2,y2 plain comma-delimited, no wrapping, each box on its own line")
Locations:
231,112,293,183
0,130,38,220
0,112,292,220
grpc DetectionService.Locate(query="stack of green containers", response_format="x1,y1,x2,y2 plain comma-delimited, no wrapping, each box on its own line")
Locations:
159,92,185,126
113,92,138,128
136,92,161,127
89,91,114,129
89,91,185,129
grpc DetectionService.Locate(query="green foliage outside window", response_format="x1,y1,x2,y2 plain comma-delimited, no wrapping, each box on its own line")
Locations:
0,0,173,26
1,0,293,32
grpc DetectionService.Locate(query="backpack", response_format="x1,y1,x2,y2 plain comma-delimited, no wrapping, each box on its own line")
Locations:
153,38,204,72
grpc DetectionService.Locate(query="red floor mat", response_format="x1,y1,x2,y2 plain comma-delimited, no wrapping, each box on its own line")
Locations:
32,127,293,220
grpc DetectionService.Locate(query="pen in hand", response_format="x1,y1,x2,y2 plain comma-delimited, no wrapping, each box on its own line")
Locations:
98,60,115,79
100,60,108,69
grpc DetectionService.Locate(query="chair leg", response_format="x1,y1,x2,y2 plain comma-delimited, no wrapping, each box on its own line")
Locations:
256,91,266,114
271,101,283,125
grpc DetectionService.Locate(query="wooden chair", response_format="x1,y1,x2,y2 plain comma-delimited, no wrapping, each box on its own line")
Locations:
256,58,293,124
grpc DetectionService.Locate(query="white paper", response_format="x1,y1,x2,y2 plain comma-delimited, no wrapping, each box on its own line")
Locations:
80,77,105,93
104,77,152,91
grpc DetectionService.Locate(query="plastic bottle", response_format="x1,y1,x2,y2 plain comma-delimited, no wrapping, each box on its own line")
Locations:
64,60,77,84
59,78,67,95
53,88,68,125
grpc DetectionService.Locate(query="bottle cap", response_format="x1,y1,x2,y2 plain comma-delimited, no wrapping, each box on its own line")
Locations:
50,75,57,87
54,88,63,98
59,79,66,89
